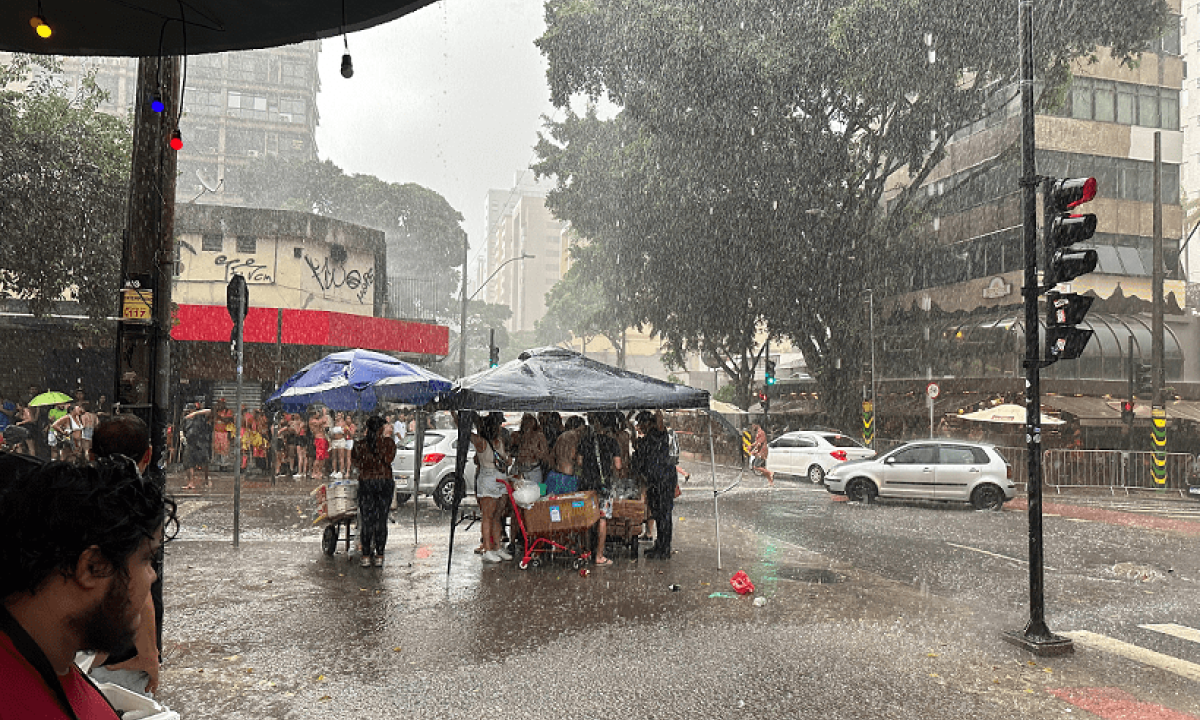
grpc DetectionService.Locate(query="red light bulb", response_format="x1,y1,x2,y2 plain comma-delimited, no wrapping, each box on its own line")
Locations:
169,129,183,151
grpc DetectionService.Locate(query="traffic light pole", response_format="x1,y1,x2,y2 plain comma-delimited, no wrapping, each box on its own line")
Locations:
1004,0,1073,657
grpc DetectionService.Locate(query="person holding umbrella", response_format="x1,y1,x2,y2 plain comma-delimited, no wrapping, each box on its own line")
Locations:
350,415,396,568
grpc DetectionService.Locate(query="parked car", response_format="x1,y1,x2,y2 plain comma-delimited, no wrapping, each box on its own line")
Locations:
766,430,875,484
823,440,1014,510
392,430,476,510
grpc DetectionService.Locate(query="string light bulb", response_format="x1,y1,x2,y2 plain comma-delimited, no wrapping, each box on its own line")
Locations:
169,129,183,151
340,51,354,78
30,14,51,38
151,93,165,113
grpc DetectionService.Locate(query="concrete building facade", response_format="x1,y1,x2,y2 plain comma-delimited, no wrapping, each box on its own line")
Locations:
482,186,568,333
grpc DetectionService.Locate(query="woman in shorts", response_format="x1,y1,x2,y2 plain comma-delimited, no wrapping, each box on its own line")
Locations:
468,412,512,563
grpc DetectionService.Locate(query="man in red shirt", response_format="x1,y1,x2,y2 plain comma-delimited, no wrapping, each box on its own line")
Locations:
0,457,176,719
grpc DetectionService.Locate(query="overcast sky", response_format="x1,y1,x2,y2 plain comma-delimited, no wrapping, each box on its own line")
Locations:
313,0,558,279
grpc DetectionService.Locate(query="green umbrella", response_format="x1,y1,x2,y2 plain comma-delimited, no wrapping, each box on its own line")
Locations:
29,391,73,407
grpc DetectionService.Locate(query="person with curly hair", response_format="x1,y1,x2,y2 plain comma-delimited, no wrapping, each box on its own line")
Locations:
0,456,178,718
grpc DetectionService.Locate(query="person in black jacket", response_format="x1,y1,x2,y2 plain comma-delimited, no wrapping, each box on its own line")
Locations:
633,410,675,559
577,415,621,566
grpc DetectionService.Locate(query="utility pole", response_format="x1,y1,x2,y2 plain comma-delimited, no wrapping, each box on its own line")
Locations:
1151,132,1167,486
1003,0,1073,657
114,53,179,657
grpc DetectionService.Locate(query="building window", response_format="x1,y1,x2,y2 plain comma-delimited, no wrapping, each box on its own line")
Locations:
201,234,223,252
236,235,256,254
1063,77,1179,130
227,91,268,120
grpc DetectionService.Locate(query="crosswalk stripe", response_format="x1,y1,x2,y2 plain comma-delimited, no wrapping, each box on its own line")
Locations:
1141,623,1200,645
1061,630,1200,683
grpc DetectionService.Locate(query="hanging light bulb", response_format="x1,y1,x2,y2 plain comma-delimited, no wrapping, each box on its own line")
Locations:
151,93,165,113
30,15,51,38
340,51,354,78
169,129,183,151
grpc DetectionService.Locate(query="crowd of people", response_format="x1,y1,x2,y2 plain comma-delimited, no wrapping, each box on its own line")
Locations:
0,386,106,463
460,409,688,567
175,398,424,490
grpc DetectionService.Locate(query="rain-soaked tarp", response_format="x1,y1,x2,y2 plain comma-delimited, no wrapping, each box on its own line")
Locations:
443,346,710,412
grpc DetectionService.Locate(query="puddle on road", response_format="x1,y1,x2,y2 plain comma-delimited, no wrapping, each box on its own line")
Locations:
772,567,847,584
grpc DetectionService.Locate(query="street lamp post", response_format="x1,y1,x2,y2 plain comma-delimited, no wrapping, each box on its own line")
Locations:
457,253,534,377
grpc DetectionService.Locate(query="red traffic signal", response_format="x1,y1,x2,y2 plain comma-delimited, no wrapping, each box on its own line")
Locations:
1121,401,1134,413
1049,177,1096,210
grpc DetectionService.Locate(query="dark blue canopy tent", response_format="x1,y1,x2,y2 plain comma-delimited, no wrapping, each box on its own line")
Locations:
439,347,746,571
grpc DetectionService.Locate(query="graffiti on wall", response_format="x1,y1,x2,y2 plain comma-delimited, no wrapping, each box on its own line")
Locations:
214,255,272,283
304,254,374,304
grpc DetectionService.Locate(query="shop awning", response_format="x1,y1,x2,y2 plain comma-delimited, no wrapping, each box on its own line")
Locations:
170,304,448,357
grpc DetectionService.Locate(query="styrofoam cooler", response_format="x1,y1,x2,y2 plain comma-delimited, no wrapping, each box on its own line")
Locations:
326,480,357,517
97,683,180,720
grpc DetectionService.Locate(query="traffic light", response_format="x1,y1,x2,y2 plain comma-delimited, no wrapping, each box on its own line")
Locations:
1042,177,1098,363
1120,400,1135,424
1043,177,1098,288
488,344,500,369
757,390,770,413
1045,291,1093,361
1135,362,1153,398
765,359,777,386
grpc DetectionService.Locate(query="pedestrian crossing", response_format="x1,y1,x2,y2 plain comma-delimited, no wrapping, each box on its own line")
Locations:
1061,623,1200,683
1054,497,1200,520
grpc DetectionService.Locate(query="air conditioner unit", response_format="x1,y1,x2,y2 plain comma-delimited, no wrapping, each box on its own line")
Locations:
247,150,260,157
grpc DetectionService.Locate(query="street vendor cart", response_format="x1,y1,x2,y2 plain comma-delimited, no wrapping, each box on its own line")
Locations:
314,480,358,556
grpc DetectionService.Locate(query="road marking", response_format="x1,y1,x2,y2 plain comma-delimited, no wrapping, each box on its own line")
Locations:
1048,687,1200,720
1141,623,1200,645
944,542,1055,569
1061,630,1200,683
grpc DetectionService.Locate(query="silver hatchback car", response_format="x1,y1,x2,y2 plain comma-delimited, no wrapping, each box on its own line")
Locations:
392,430,475,510
824,440,1014,510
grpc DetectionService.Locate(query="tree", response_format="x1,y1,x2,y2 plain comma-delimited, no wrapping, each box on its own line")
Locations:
536,250,632,367
535,0,1168,425
231,156,468,319
0,55,132,318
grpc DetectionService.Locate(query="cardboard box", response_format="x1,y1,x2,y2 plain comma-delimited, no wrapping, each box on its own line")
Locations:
522,491,601,534
612,498,647,520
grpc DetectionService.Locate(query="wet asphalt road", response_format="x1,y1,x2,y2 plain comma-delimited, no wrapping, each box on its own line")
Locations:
153,467,1200,719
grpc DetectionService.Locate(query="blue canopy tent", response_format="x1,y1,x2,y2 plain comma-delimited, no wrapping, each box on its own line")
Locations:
266,349,452,546
267,349,452,412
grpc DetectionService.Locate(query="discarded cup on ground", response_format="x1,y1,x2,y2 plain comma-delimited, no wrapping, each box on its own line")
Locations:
753,597,766,607
729,570,755,595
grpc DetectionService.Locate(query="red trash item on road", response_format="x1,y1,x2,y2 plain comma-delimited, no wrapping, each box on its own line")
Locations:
730,571,755,595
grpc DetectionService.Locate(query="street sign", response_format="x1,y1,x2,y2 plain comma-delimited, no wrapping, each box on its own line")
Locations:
926,382,940,399
120,288,153,322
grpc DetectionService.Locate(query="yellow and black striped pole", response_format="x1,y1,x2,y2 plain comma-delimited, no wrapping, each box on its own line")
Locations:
862,400,875,447
1151,406,1167,485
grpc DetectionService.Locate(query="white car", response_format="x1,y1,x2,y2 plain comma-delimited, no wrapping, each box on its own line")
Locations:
824,440,1014,510
392,430,475,510
766,430,875,484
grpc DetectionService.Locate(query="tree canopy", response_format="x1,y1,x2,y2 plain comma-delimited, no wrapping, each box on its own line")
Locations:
534,0,1169,417
0,55,132,318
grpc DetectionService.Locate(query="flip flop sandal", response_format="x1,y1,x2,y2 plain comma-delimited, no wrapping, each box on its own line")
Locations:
594,557,613,566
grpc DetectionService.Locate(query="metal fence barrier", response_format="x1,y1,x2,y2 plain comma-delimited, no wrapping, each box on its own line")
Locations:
1043,449,1195,494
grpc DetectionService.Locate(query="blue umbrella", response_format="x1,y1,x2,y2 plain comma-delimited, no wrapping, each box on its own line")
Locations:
267,349,451,412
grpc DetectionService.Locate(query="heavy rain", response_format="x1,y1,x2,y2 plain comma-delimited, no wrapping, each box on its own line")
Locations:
2,0,1200,718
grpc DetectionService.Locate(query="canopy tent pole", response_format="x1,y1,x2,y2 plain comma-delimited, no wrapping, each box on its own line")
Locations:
411,410,425,545
709,416,722,570
447,411,474,576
